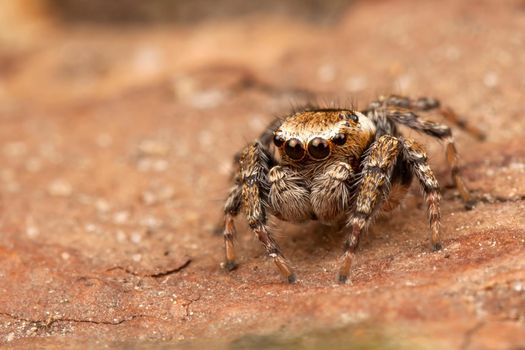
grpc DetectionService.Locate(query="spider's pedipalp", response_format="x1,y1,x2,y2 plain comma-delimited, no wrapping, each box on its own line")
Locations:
268,165,311,222
311,161,355,222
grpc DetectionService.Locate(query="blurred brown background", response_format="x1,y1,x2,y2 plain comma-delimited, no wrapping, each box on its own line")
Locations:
0,1,524,349
52,0,353,23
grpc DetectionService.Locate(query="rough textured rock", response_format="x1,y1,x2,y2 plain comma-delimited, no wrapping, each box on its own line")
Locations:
1,0,524,348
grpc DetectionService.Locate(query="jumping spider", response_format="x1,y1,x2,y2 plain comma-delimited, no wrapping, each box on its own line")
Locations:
222,95,483,283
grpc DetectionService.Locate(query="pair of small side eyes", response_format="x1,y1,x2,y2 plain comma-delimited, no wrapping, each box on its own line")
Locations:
340,112,359,123
273,133,348,160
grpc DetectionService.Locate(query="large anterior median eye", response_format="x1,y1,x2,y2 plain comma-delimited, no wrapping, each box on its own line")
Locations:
308,137,330,159
285,138,306,160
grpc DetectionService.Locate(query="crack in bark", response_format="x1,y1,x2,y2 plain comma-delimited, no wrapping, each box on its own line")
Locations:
191,63,316,99
0,312,148,328
460,321,485,350
105,258,191,278
444,189,525,206
478,194,525,204
232,73,315,99
181,294,201,319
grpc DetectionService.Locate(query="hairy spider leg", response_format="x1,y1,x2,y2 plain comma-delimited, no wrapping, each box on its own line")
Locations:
338,135,442,283
366,99,475,209
370,94,485,140
400,137,442,251
223,141,296,283
338,135,401,283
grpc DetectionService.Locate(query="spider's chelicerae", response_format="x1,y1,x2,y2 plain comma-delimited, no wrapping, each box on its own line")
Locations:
221,94,484,283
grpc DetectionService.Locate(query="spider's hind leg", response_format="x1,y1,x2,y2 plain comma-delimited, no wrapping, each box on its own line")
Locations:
400,137,442,251
379,105,476,209
381,155,414,213
223,182,242,271
376,95,485,141
434,103,486,141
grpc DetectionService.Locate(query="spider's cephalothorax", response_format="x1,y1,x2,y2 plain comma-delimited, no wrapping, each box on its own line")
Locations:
222,95,483,283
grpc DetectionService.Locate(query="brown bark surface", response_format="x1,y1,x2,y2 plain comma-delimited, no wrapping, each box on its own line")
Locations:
1,1,524,348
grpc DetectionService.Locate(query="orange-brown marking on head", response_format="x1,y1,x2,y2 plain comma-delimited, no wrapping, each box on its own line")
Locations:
272,109,376,164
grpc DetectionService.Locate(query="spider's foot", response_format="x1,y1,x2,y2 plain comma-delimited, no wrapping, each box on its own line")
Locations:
432,242,443,252
337,251,353,284
337,273,349,284
224,260,238,271
464,199,477,211
273,255,296,284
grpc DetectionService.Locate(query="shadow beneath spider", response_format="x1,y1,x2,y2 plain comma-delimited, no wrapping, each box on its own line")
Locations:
271,215,398,263
211,208,402,265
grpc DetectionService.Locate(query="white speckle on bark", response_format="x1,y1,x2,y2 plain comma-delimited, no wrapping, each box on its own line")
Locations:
113,211,130,225
483,71,499,88
48,179,73,197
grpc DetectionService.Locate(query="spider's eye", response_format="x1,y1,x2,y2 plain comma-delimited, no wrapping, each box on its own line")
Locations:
273,134,285,147
339,112,359,123
308,137,330,160
285,138,305,160
332,133,347,145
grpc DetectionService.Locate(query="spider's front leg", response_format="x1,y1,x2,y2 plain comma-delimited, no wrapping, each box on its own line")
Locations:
338,135,401,283
222,141,296,283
